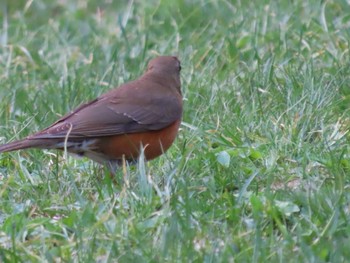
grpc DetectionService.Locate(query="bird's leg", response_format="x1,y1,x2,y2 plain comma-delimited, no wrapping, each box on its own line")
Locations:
106,160,119,184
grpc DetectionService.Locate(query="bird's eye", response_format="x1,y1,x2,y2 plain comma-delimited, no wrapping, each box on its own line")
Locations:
179,65,182,71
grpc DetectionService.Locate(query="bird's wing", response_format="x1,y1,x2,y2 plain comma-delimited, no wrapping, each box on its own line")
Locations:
29,87,182,140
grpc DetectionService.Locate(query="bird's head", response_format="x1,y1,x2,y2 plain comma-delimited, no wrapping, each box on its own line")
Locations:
146,56,182,92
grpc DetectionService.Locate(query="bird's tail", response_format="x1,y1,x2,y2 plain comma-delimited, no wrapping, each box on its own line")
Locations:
0,139,47,153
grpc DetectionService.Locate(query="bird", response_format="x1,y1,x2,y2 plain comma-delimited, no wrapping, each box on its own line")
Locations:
0,56,183,173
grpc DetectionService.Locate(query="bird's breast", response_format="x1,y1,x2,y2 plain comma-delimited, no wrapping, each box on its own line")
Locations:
95,119,181,161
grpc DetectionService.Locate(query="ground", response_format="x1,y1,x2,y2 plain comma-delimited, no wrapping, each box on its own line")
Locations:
0,0,350,262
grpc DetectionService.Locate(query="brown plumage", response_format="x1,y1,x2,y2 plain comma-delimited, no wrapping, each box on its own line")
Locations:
0,56,182,171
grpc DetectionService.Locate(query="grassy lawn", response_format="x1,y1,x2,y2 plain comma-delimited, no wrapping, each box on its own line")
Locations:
1,0,350,261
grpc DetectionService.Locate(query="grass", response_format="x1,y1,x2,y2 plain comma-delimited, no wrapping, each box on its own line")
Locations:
1,0,350,261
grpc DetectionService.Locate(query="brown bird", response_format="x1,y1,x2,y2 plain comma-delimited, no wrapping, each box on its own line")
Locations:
0,56,182,173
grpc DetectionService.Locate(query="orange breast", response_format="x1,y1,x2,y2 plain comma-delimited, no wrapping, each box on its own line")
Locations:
96,119,181,161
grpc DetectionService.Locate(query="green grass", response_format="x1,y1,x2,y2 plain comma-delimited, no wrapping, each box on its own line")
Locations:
1,0,350,261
